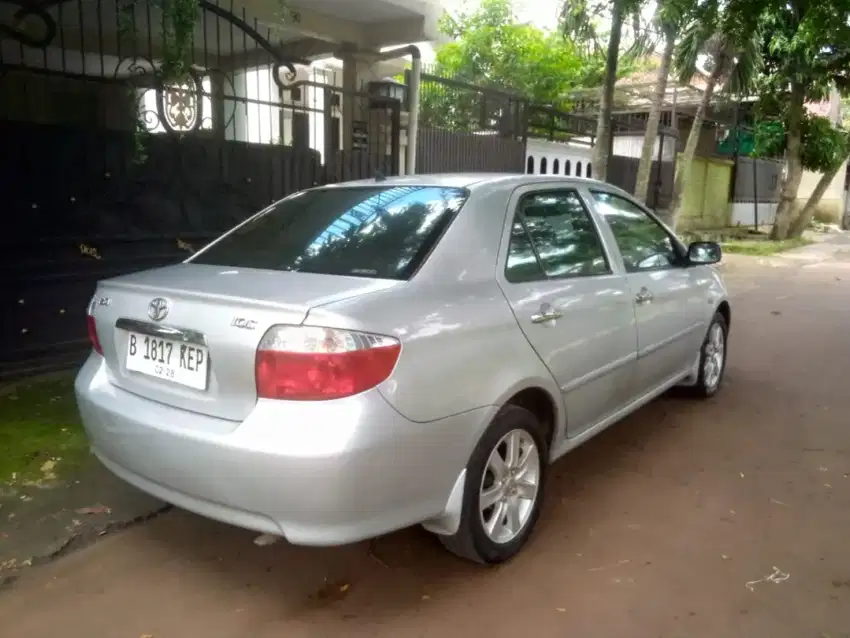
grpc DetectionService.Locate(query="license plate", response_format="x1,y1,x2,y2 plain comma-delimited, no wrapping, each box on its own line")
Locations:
125,332,209,390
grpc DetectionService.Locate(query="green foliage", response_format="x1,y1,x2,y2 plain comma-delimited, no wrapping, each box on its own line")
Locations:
118,0,201,164
118,0,200,82
801,116,850,173
757,0,850,96
752,0,850,172
0,374,88,485
754,109,850,173
421,0,643,133
752,119,785,158
559,0,655,61
433,0,614,103
673,0,764,93
721,237,812,255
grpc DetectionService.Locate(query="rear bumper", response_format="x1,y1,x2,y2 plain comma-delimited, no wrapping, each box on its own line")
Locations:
75,355,493,546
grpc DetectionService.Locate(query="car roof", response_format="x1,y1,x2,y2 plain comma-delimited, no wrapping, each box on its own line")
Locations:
315,173,612,191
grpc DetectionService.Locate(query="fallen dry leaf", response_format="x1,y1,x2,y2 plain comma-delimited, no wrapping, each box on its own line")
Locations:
75,504,111,516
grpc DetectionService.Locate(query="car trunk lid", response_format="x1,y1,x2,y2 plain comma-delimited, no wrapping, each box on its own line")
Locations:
90,263,400,423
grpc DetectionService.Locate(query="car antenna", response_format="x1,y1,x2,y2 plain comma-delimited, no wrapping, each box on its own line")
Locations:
374,170,387,182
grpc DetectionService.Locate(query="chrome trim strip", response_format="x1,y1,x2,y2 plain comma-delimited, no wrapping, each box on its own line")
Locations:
115,318,207,347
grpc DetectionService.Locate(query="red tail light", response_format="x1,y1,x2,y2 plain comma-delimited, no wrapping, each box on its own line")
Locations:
255,326,401,401
87,314,103,355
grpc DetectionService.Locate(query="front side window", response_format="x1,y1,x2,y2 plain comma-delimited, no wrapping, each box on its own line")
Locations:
590,190,682,272
505,189,609,281
191,186,468,280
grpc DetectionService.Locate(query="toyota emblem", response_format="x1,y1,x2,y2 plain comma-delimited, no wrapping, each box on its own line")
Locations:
148,297,170,322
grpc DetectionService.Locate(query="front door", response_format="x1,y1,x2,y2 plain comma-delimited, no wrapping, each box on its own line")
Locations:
496,186,638,437
585,189,706,394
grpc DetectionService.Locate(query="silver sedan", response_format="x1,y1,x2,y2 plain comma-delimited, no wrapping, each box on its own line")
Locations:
76,174,730,564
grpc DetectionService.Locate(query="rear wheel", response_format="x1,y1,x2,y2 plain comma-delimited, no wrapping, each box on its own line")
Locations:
439,405,548,564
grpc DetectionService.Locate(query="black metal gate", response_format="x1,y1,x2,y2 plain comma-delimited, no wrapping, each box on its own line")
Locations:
0,0,401,377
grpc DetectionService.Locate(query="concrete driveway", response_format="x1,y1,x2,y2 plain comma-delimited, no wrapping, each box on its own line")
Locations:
2,258,850,638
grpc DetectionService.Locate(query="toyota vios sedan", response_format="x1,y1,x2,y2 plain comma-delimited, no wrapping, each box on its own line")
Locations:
76,174,730,564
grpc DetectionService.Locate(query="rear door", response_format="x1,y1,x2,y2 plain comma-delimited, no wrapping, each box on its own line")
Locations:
584,188,706,394
495,185,638,438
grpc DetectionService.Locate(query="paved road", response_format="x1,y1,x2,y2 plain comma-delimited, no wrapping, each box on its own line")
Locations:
2,259,850,638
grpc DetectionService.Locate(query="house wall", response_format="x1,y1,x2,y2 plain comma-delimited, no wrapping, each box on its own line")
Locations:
795,161,848,223
676,119,719,157
612,133,676,162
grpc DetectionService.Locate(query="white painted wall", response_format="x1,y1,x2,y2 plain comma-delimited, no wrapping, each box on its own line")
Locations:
798,160,848,202
525,139,594,178
612,133,676,162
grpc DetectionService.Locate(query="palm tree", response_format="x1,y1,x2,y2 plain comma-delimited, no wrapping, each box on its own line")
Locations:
664,0,763,229
634,0,690,204
561,0,649,182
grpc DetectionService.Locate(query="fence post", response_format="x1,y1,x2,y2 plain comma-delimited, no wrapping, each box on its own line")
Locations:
752,157,759,231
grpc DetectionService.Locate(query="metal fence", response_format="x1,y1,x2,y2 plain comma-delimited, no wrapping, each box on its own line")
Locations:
732,157,783,203
727,156,784,228
0,0,402,377
416,127,526,173
414,69,529,173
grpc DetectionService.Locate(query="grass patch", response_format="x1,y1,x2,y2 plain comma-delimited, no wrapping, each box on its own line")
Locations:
0,373,89,486
721,237,813,256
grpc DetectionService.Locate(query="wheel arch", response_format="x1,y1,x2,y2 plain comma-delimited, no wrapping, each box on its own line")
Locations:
502,386,560,454
716,300,731,333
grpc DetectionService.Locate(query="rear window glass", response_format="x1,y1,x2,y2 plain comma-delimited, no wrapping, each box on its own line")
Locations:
191,186,469,280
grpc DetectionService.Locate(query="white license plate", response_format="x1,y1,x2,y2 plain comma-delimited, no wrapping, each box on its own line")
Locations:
125,332,209,390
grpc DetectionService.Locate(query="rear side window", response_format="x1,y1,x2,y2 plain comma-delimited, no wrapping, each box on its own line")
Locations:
505,189,610,282
191,186,469,280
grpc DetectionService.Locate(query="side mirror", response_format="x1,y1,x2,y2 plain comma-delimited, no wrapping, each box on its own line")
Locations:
687,241,722,265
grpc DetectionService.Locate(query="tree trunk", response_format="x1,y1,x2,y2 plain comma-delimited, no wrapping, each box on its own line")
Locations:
665,49,727,229
591,0,624,183
634,24,675,204
770,81,806,240
787,156,848,237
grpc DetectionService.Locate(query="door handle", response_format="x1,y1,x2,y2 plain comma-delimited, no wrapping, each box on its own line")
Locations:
635,287,653,305
531,309,563,324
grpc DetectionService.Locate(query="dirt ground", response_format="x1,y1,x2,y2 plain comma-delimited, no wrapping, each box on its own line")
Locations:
2,258,850,638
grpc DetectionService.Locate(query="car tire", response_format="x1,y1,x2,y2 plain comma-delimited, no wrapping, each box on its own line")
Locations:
683,311,728,399
439,404,548,565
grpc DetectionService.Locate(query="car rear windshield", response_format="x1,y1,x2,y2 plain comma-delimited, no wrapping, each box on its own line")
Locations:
190,185,469,280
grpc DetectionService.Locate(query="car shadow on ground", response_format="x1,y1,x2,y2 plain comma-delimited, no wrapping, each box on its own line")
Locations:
112,383,736,622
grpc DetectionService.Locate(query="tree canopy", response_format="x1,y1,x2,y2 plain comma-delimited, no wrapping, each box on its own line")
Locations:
744,0,850,238
425,0,642,110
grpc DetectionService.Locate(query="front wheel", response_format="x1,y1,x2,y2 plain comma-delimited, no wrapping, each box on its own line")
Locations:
439,405,548,564
687,311,728,398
